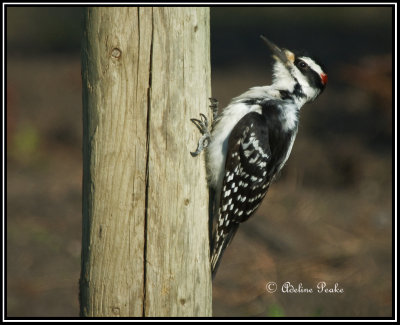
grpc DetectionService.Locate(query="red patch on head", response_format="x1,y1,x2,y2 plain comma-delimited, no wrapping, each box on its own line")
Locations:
320,73,328,85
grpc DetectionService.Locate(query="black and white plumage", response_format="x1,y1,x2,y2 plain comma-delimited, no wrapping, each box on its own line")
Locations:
191,35,327,279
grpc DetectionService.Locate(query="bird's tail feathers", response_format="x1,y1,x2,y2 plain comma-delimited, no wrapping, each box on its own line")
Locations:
210,222,239,279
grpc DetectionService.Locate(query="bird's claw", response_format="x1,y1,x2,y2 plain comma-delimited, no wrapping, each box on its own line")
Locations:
190,113,211,156
209,98,219,121
190,133,210,157
190,98,219,157
190,113,209,135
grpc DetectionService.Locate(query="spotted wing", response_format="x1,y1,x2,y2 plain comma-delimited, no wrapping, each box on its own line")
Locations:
211,112,272,277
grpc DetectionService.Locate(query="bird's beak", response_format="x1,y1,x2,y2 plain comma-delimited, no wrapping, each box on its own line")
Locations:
260,35,295,66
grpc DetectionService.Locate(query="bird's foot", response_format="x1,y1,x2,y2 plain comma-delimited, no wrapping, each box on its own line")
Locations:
209,97,219,121
190,113,211,157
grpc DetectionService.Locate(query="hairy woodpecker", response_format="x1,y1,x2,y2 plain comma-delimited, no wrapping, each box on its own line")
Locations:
191,35,327,279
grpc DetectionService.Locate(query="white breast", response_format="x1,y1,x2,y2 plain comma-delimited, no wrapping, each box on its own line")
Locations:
280,102,298,132
277,130,297,174
206,102,261,191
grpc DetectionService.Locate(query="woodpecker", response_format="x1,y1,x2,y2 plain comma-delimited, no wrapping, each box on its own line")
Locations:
190,35,327,279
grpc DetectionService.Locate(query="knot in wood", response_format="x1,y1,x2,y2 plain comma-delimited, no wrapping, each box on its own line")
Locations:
111,48,122,59
111,306,120,315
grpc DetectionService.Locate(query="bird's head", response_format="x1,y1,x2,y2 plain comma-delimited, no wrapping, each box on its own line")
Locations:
260,35,327,103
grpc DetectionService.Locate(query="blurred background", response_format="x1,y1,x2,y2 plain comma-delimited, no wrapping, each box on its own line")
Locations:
6,6,393,317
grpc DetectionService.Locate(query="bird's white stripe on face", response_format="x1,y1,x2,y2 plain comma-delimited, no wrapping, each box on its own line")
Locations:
300,57,325,76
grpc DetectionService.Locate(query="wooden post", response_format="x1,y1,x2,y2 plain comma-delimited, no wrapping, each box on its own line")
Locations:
80,7,212,317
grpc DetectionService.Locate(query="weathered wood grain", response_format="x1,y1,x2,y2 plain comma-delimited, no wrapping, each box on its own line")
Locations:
80,7,211,317
145,7,212,317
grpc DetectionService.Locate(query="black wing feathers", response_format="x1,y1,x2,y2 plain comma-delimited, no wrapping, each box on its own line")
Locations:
211,112,272,277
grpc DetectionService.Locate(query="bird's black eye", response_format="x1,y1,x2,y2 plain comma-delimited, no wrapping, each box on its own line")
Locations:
298,60,308,69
